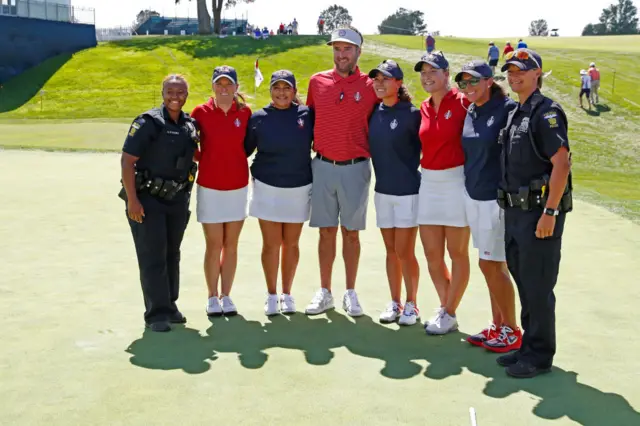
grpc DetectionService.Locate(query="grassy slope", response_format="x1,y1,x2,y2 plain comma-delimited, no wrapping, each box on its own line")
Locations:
369,34,640,220
0,34,638,220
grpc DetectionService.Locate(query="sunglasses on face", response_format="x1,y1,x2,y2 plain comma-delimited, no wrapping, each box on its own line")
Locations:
457,78,484,89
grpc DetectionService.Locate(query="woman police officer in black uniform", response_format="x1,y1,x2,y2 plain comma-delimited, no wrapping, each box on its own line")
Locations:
497,49,573,377
120,74,199,333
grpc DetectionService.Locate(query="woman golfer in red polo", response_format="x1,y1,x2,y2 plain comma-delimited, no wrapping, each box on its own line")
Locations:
191,65,252,317
414,51,472,335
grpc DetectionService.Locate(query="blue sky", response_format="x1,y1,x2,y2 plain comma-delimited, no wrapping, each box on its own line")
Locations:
71,0,639,37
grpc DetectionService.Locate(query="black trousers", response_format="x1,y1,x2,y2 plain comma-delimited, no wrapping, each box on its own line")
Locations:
504,208,566,368
127,204,190,324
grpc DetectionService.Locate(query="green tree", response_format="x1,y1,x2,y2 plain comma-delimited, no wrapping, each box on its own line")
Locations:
174,0,256,35
319,5,353,34
378,8,426,35
136,10,160,26
582,0,638,36
528,19,549,36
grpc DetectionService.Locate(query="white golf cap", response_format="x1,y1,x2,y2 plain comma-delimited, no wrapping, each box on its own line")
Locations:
590,62,596,67
580,69,587,75
327,28,362,47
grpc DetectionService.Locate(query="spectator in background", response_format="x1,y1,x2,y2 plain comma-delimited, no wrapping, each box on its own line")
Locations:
318,16,325,35
279,22,285,35
503,41,514,60
517,39,527,49
588,62,600,104
579,69,591,110
426,33,436,53
292,18,299,35
262,27,269,39
254,27,262,40
287,23,293,35
487,42,500,74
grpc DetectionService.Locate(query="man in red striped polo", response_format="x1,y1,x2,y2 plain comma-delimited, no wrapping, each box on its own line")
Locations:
303,27,378,317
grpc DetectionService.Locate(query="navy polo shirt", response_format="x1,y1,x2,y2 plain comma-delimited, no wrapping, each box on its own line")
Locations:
462,94,517,200
244,104,314,188
368,101,421,196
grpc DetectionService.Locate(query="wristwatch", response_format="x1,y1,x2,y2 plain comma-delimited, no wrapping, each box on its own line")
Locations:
544,208,560,216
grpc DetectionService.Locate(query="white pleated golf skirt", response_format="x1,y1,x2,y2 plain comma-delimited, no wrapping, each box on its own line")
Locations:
196,184,248,224
249,178,311,223
464,189,506,262
417,166,468,227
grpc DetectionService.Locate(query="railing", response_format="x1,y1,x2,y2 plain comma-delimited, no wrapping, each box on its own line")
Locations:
0,0,95,25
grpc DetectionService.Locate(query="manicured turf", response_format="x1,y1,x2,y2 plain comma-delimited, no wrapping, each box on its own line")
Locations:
1,150,639,425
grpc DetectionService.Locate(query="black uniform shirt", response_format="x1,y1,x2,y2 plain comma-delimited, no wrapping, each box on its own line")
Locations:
502,90,570,193
122,105,197,209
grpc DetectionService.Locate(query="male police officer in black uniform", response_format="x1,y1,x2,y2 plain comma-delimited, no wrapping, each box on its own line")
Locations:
497,49,573,377
120,74,199,332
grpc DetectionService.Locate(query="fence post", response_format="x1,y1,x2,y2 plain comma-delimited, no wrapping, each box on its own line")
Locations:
612,70,616,96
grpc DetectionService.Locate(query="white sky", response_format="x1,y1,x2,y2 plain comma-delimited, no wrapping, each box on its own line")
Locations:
70,0,639,37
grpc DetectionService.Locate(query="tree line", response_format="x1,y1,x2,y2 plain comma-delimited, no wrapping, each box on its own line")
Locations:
135,1,638,37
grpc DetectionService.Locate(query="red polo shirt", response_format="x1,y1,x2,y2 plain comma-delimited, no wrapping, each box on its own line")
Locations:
191,98,252,190
419,88,470,170
306,67,378,161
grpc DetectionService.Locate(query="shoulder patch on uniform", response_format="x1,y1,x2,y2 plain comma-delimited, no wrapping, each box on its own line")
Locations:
543,111,557,120
543,111,559,128
128,120,142,137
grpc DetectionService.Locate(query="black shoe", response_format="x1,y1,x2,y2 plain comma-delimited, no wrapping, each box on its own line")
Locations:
169,312,187,324
496,352,519,367
145,321,171,332
506,360,551,378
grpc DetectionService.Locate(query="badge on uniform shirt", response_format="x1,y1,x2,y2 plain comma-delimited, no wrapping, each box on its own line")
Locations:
128,121,141,137
390,119,398,130
297,118,304,128
234,118,241,127
487,116,495,127
444,110,452,120
354,92,361,102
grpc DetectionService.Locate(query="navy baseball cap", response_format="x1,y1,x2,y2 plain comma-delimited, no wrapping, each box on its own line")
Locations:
501,48,543,72
455,60,493,82
212,65,238,84
414,51,449,71
368,59,404,80
270,69,297,90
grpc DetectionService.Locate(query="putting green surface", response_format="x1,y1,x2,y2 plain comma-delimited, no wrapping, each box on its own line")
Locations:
1,150,639,426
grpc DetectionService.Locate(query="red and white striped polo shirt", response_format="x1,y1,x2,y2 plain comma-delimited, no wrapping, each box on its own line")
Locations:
306,68,378,161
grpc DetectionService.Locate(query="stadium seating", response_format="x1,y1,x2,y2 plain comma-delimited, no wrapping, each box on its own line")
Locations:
0,16,97,84
134,16,248,36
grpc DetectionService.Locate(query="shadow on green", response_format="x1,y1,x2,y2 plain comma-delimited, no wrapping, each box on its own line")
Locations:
111,35,329,59
125,311,640,426
0,53,72,113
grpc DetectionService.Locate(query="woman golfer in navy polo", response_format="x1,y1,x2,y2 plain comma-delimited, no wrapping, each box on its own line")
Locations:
367,60,422,326
245,70,314,316
456,61,522,353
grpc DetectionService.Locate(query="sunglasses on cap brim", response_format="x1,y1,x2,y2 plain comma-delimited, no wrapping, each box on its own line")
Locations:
504,50,541,69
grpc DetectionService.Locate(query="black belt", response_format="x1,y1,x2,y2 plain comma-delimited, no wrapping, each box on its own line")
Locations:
504,192,528,208
316,154,368,166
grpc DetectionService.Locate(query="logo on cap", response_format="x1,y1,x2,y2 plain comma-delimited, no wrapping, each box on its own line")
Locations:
338,29,346,37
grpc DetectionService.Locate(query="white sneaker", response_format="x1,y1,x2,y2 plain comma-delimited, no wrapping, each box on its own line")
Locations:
305,289,334,315
379,301,402,323
280,294,296,315
398,302,420,326
423,306,445,328
342,289,364,317
264,294,279,316
221,295,238,316
206,296,223,317
425,310,458,335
